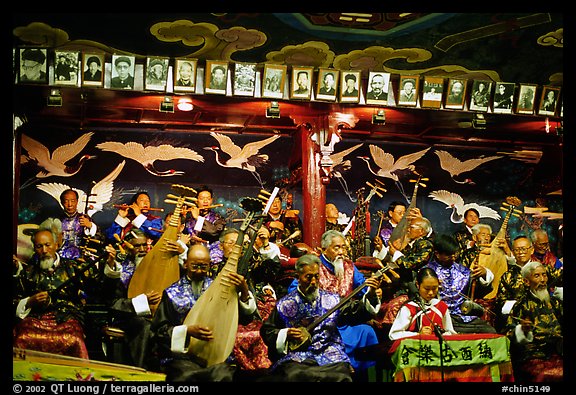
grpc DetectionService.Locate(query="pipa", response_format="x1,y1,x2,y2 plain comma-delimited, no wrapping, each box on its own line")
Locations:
479,196,522,299
184,189,278,367
127,184,197,314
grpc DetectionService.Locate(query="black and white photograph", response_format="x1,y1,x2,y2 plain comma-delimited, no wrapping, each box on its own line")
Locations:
205,60,229,95
339,70,361,103
469,80,492,112
365,71,390,105
445,78,467,109
262,64,287,99
233,62,257,97
492,82,515,114
316,68,339,102
397,75,419,106
173,58,197,93
145,57,169,92
110,54,136,90
538,86,561,116
54,50,79,86
290,66,313,100
82,53,104,87
18,47,48,84
421,76,444,108
516,84,537,114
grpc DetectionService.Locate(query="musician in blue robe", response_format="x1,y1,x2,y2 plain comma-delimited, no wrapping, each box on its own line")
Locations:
261,254,382,382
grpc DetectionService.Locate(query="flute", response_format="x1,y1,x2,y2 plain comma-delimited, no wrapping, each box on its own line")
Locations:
113,204,164,212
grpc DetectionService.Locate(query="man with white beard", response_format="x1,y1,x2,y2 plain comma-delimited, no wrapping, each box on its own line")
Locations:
505,261,563,382
13,227,93,359
101,229,163,370
261,254,382,382
286,230,382,380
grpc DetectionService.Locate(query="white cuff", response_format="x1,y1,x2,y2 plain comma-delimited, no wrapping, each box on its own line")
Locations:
171,325,188,353
132,293,151,316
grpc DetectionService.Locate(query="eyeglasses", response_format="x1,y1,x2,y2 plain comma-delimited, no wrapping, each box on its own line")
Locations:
188,264,210,270
512,246,532,253
534,242,549,248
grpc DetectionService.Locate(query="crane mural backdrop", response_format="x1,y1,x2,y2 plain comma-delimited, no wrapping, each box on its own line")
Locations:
16,128,563,258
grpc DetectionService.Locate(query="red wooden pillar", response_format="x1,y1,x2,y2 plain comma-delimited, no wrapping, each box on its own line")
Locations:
299,124,325,248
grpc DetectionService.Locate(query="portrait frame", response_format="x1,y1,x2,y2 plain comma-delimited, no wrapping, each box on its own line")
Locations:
469,80,493,112
204,60,229,95
397,75,420,107
365,71,391,105
18,47,48,85
81,53,104,87
110,54,136,90
262,64,287,99
290,65,314,100
173,58,198,93
421,76,444,109
515,84,537,115
316,68,339,102
445,78,467,110
339,70,361,103
145,56,169,92
537,85,561,116
492,82,515,114
53,50,80,86
232,62,257,97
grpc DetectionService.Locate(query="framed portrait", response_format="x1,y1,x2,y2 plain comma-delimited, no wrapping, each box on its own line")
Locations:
53,50,79,86
421,76,444,108
316,68,339,102
205,60,229,95
445,78,467,109
339,70,361,103
290,66,313,100
492,82,515,114
516,84,537,114
81,53,104,87
173,58,197,93
469,80,492,112
18,47,48,84
145,57,169,92
262,64,287,99
397,75,419,107
233,62,257,97
537,85,561,116
110,54,136,90
366,71,390,105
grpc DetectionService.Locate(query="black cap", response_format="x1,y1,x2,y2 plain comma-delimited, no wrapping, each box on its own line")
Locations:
21,48,46,64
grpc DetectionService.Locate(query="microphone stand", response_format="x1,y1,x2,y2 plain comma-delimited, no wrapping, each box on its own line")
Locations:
412,294,458,382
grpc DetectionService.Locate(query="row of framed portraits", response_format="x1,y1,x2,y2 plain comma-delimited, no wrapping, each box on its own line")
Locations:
15,48,563,117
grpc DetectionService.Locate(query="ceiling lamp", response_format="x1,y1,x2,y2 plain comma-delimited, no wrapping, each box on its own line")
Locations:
177,96,193,112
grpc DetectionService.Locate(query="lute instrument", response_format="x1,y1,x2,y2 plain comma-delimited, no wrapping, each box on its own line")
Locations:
288,261,398,352
127,184,197,315
183,188,278,367
478,196,522,299
389,173,428,251
349,179,386,260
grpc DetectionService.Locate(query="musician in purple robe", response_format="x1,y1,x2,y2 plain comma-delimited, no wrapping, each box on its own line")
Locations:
151,244,256,381
261,254,382,382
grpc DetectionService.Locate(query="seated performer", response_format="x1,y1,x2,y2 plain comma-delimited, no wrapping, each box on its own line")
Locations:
13,227,98,359
260,254,382,382
504,261,563,382
105,191,163,246
151,244,257,381
389,267,457,340
101,229,162,370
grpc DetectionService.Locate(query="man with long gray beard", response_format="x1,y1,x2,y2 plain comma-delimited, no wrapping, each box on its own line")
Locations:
261,254,382,382
286,230,382,379
13,226,95,358
504,261,563,382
